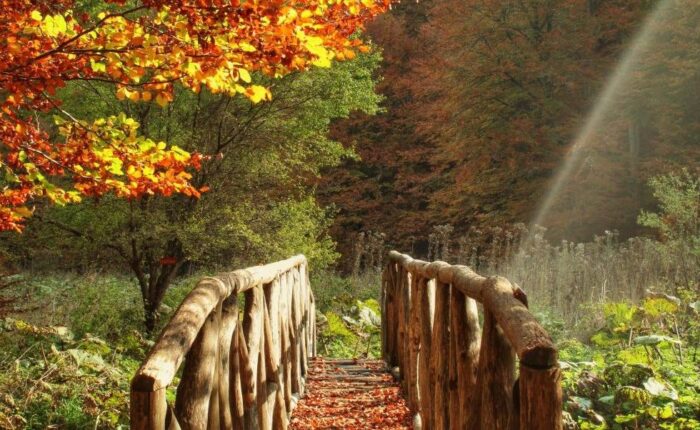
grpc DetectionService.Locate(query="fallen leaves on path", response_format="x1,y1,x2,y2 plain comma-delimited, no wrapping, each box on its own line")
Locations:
290,358,412,430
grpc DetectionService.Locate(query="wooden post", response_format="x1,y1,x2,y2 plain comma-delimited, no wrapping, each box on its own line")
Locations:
258,308,271,430
218,294,239,429
130,388,168,430
399,267,410,393
451,291,480,429
393,266,402,377
470,310,516,430
448,289,458,430
281,271,293,412
418,277,434,430
519,365,563,430
265,277,289,430
174,301,222,430
231,324,246,429
407,272,421,412
243,286,264,430
383,263,396,366
431,281,450,429
290,269,302,396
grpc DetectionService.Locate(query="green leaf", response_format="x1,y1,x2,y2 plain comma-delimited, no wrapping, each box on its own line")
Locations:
634,335,680,346
643,377,678,400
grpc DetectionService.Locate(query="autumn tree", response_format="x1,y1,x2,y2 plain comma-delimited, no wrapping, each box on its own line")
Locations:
6,51,383,331
318,1,438,268
321,0,672,257
0,0,390,232
1,0,390,330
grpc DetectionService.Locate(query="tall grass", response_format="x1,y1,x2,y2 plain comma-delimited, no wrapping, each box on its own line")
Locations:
426,223,699,336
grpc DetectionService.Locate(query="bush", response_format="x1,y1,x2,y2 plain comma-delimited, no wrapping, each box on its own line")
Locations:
313,269,382,358
0,319,142,429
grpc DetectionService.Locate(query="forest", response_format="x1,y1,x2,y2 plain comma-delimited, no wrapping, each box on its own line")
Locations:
0,0,698,429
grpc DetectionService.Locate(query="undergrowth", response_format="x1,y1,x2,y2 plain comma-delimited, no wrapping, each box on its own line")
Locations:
0,274,198,429
560,291,700,429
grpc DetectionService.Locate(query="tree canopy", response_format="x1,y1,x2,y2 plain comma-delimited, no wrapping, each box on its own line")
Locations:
0,0,389,231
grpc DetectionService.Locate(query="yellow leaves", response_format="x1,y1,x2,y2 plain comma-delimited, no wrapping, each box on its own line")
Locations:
30,10,42,22
309,47,332,68
301,34,334,68
238,42,257,53
238,68,252,83
277,7,298,24
117,85,169,107
41,14,68,37
155,92,172,107
185,61,202,79
90,60,107,74
170,146,190,162
116,87,140,102
13,207,33,218
245,85,272,103
95,148,124,175
154,9,169,25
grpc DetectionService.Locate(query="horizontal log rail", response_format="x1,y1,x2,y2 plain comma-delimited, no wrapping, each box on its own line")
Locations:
382,251,563,430
131,255,316,430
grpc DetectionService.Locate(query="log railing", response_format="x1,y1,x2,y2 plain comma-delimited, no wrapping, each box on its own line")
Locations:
382,251,562,430
131,255,316,430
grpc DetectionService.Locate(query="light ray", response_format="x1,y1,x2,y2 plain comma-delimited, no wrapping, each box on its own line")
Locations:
527,0,672,239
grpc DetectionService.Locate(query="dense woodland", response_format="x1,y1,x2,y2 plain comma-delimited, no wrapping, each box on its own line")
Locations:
321,0,700,266
0,0,698,428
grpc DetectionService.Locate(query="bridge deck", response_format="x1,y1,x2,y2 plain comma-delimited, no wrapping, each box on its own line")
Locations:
290,358,412,429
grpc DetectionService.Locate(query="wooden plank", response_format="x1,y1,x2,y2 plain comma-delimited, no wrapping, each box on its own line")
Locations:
258,307,271,430
222,255,307,294
281,271,293,412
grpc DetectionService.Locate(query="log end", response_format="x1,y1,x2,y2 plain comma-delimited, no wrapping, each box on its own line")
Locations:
131,371,159,392
521,345,558,369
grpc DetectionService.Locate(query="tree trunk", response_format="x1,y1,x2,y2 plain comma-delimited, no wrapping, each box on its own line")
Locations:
139,257,184,334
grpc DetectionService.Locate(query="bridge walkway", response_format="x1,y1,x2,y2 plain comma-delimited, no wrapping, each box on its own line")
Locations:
290,358,411,429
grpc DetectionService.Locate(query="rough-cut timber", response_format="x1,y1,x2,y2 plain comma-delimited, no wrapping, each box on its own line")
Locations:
132,251,561,430
384,250,563,430
289,358,412,429
131,256,314,430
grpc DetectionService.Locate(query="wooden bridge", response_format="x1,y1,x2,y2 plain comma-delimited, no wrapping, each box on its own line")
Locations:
131,252,562,429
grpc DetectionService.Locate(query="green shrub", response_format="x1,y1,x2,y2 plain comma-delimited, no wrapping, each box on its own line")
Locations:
560,293,700,429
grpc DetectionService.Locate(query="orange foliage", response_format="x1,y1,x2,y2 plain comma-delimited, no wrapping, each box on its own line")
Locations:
0,0,390,231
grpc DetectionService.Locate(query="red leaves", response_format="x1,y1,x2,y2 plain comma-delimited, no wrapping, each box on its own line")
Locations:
290,358,412,430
